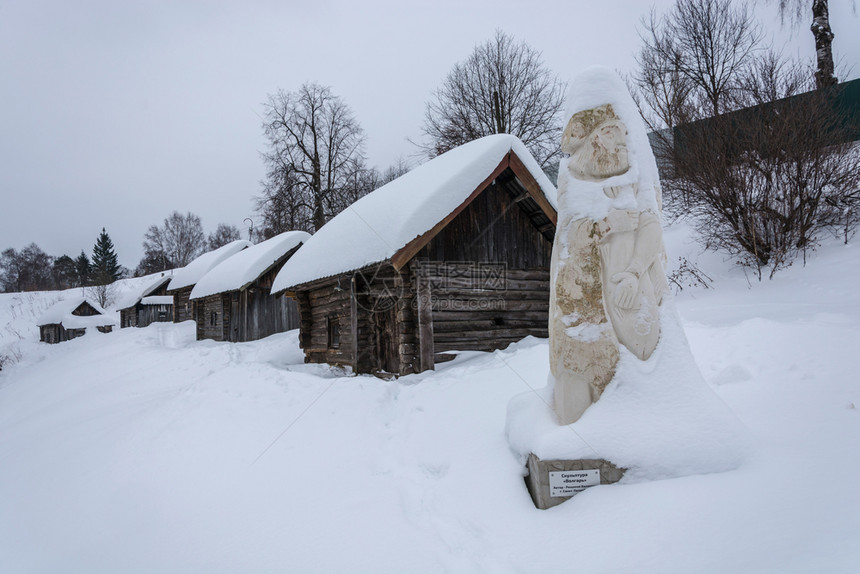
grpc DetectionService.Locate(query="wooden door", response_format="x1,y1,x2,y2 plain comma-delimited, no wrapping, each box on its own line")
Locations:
374,299,399,373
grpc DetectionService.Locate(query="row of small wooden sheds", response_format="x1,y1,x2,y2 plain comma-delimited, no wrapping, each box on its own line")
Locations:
116,231,308,344
43,134,560,377
40,231,308,345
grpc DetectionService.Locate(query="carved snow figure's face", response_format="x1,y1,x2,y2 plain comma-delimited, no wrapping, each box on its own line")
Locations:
562,104,630,182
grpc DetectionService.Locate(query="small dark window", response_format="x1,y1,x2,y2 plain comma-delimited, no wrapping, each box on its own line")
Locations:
210,311,217,327
327,316,340,349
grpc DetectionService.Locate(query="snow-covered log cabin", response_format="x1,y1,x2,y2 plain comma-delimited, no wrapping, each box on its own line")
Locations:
190,231,309,342
118,276,173,328
271,134,558,376
37,298,116,343
165,240,252,323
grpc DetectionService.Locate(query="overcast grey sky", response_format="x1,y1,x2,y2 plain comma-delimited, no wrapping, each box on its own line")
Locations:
2,0,857,268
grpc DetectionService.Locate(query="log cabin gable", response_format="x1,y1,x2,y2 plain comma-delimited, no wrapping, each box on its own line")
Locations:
390,151,556,270
71,301,101,317
414,167,555,268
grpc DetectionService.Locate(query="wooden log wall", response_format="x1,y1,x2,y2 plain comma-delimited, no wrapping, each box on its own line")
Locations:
395,268,419,376
413,261,550,358
229,289,299,342
197,294,229,341
120,308,137,328
296,290,313,352
39,325,57,343
296,260,549,374
65,328,86,341
352,264,419,376
414,262,434,372
172,287,194,323
352,279,377,373
411,170,553,361
301,276,355,367
46,325,83,343
217,254,302,343
41,322,103,343
294,167,556,376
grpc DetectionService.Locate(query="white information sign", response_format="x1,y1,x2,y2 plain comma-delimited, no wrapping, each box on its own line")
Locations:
549,469,601,497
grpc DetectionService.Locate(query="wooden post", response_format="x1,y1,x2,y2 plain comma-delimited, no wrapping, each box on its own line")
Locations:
350,274,359,373
415,262,435,372
296,291,312,350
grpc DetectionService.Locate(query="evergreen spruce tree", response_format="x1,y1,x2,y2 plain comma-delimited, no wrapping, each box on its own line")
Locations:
51,255,78,289
90,228,121,284
75,251,91,286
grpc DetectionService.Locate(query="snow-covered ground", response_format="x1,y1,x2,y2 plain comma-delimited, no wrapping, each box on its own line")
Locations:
1,228,858,573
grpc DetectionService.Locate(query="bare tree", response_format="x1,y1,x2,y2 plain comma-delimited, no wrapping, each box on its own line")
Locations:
141,211,206,271
629,35,696,133
378,157,413,187
632,0,764,211
86,282,118,309
254,168,320,239
208,223,242,250
260,83,368,233
134,251,170,277
633,0,860,277
0,244,54,292
422,30,565,168
636,0,762,121
668,54,860,276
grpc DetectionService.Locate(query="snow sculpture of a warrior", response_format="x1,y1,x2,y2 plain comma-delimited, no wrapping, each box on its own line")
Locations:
550,71,669,425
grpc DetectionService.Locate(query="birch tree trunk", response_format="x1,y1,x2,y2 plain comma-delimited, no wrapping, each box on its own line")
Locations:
811,0,837,88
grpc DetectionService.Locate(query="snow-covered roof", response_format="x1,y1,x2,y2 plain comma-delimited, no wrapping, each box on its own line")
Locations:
140,296,174,306
117,276,172,310
36,298,116,329
271,134,557,292
190,231,310,300
166,240,253,292
141,276,171,298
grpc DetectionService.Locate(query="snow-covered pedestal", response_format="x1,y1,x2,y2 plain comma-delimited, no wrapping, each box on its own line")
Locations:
524,455,625,510
507,67,749,509
508,298,749,508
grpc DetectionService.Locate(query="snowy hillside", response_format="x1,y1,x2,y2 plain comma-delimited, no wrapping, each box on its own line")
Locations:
1,229,859,573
